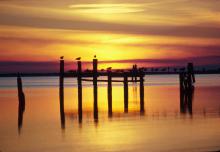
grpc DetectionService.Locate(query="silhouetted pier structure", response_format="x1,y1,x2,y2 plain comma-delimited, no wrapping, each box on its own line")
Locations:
59,57,196,121
59,57,145,121
16,57,196,126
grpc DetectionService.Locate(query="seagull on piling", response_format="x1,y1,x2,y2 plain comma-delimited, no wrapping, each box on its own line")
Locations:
107,67,112,72
107,67,112,70
60,56,64,59
94,55,96,58
75,57,81,60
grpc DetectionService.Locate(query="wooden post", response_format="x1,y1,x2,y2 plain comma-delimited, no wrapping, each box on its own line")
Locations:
132,65,134,81
107,68,112,117
179,73,185,114
134,65,137,82
124,74,128,113
77,60,82,122
17,74,25,110
17,73,25,133
140,71,145,114
93,58,98,120
179,73,184,92
187,63,195,84
59,57,65,129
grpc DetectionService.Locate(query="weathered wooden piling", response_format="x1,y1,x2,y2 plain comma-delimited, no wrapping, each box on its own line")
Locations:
59,57,64,103
77,60,82,121
179,73,185,91
17,74,25,111
107,68,112,116
59,57,65,128
140,71,145,114
134,65,137,82
187,63,195,83
93,58,98,120
17,73,25,133
124,74,128,113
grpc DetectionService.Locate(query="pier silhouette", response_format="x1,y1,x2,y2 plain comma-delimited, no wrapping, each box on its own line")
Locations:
17,57,196,128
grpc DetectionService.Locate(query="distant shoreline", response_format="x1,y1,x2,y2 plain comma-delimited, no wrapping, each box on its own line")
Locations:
0,71,219,77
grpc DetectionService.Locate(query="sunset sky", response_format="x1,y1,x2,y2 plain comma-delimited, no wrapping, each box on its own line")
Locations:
0,0,220,72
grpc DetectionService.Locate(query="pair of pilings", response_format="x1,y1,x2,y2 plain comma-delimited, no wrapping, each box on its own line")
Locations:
58,57,99,123
179,63,195,115
123,70,145,114
76,58,98,121
179,63,195,91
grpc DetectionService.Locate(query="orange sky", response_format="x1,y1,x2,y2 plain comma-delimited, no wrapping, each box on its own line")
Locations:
0,0,220,71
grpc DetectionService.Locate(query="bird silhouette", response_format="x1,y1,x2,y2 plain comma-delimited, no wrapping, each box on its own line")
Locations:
107,67,112,72
60,56,64,59
94,55,96,58
75,57,81,60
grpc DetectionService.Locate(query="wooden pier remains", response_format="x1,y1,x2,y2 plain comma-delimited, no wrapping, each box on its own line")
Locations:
16,56,196,125
57,57,196,121
59,57,147,121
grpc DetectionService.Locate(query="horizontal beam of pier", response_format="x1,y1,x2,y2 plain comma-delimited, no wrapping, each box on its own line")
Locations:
81,78,140,82
64,72,142,78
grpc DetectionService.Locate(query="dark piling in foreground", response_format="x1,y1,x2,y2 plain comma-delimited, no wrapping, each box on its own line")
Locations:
77,60,82,122
107,68,112,117
124,74,128,113
59,57,65,129
93,58,98,120
140,70,145,114
17,73,25,133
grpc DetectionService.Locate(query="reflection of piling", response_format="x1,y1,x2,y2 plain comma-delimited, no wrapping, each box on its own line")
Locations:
93,58,98,120
124,74,128,113
180,85,194,115
17,74,25,133
77,60,82,122
18,104,24,133
107,68,112,117
59,58,65,129
140,71,145,114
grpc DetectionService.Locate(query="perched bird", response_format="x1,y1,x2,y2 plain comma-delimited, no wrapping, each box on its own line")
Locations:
107,67,112,70
94,55,96,58
60,56,64,59
107,67,112,72
75,57,81,60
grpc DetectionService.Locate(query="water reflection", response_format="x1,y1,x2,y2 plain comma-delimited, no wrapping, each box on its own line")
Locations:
180,86,195,116
18,101,25,134
59,86,65,129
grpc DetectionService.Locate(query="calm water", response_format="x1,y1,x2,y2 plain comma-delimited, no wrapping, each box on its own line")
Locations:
0,74,220,152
